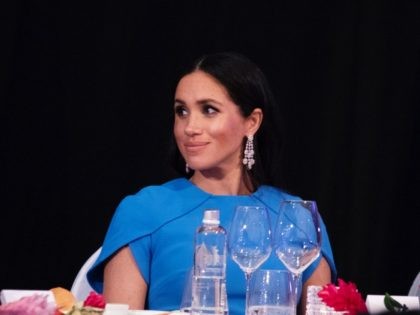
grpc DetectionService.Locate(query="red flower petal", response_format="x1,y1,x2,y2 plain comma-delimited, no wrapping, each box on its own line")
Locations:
83,291,106,308
318,278,368,315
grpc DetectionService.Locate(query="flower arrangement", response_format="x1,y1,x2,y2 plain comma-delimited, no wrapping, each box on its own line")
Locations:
316,278,368,315
0,294,56,314
313,279,415,314
62,291,106,314
0,288,106,315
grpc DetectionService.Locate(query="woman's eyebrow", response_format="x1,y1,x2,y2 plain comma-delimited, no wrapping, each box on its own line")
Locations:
197,98,223,106
174,99,185,105
174,98,223,106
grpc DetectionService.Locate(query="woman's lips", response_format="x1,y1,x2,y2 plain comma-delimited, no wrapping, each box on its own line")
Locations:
184,142,208,153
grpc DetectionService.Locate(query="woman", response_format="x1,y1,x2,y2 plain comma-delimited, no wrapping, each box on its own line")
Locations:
87,52,336,315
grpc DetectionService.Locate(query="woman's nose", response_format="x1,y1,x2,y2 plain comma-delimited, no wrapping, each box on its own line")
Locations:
184,115,203,136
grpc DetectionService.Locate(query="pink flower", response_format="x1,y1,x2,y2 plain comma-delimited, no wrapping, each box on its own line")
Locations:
83,291,106,309
318,278,368,315
0,294,56,315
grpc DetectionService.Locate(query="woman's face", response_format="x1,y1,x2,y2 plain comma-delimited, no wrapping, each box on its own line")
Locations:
174,71,250,174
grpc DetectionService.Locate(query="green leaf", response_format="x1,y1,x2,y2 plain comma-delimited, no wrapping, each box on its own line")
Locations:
384,292,409,312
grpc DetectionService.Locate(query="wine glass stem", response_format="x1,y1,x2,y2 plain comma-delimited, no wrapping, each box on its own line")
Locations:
245,272,252,315
291,272,301,309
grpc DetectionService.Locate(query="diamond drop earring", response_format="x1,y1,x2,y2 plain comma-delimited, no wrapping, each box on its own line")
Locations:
242,135,255,170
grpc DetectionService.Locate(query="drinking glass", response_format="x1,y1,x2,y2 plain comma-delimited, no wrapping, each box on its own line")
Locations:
228,206,272,315
273,200,321,307
248,269,294,315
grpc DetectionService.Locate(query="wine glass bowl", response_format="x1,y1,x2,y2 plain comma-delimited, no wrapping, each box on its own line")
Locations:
228,205,273,315
229,206,272,274
274,200,321,274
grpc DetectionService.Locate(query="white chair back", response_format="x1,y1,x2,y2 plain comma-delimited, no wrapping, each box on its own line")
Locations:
71,247,102,301
408,271,420,297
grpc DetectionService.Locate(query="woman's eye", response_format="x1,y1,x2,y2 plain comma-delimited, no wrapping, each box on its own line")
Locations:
174,105,188,117
203,105,218,115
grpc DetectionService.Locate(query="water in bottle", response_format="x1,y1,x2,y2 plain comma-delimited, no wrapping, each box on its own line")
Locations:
191,210,228,315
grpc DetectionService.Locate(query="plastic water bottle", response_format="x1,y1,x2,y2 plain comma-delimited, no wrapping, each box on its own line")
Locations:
191,210,228,315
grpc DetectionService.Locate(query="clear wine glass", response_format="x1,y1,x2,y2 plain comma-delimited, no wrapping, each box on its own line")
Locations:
228,206,272,315
273,200,322,309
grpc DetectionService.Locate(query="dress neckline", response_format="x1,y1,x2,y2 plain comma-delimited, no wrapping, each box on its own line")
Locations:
177,177,263,198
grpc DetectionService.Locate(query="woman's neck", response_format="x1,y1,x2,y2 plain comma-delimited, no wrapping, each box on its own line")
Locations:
189,169,253,195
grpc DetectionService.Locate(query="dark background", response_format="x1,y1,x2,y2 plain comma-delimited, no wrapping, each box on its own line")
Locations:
1,0,419,299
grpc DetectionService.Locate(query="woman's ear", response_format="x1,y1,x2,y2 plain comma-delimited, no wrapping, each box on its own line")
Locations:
246,108,263,135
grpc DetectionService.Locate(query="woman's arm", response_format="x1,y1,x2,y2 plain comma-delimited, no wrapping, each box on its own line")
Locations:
299,256,332,315
103,246,147,310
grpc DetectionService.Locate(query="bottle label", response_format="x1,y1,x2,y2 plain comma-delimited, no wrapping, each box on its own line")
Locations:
194,245,226,277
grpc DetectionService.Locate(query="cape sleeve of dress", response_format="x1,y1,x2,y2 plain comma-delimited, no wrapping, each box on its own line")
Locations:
86,178,210,292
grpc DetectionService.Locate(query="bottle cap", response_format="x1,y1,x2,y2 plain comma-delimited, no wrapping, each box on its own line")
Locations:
202,209,220,225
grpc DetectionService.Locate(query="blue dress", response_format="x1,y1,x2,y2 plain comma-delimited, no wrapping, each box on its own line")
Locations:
87,178,336,315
